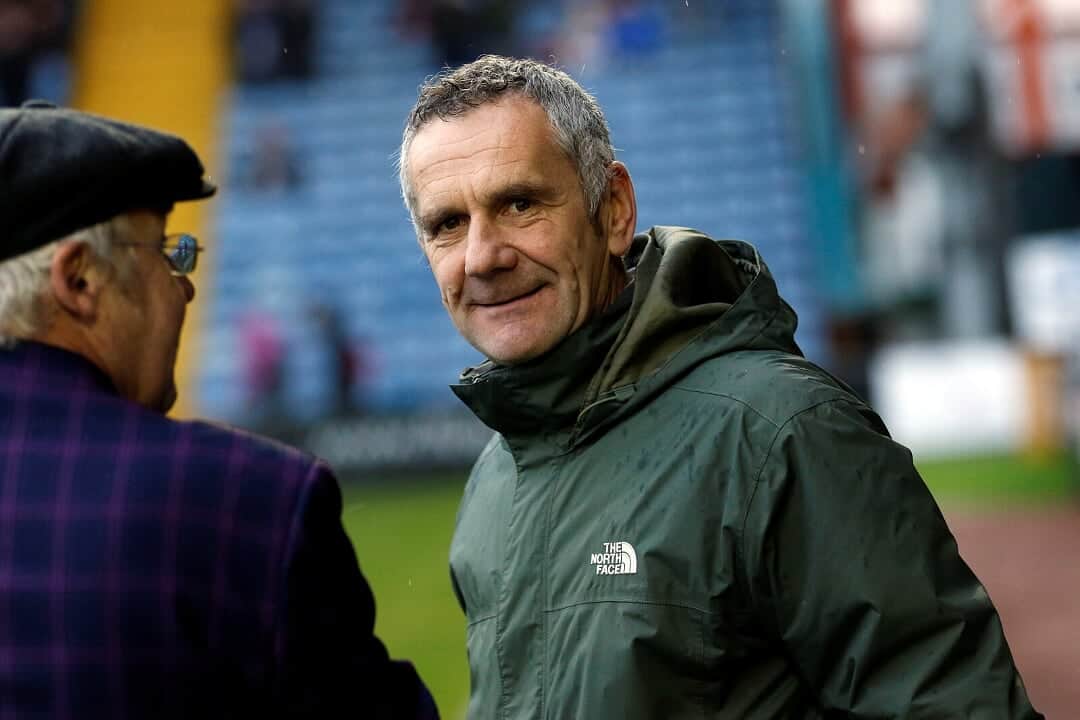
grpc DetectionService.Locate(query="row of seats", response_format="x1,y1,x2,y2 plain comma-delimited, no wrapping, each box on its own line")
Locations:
199,0,824,422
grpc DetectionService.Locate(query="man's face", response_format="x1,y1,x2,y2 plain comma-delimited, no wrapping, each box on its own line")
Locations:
407,96,628,365
100,211,195,412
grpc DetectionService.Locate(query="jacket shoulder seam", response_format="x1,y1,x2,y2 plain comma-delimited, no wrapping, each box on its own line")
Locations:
466,613,497,627
739,303,782,350
669,386,782,428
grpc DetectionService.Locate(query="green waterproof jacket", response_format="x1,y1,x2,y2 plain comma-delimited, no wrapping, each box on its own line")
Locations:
449,227,1040,719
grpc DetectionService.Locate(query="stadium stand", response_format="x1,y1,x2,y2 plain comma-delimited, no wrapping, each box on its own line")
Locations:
200,0,826,427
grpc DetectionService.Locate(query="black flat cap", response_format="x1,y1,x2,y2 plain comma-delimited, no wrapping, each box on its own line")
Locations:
0,101,216,262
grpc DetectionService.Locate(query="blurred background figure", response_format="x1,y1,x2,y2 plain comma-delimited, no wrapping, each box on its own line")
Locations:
398,0,519,68
239,305,287,432
427,0,513,67
243,121,303,192
0,0,76,106
232,0,315,83
860,0,1012,340
34,0,1080,716
835,0,1080,461
848,0,1080,344
309,299,374,418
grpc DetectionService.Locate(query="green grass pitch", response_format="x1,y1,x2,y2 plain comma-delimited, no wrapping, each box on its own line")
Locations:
342,473,471,719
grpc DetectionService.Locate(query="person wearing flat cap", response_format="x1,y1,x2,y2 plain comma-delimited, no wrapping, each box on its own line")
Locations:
0,103,439,719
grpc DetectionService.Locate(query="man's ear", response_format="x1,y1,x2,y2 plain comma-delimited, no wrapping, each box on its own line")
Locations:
602,161,637,258
49,241,106,321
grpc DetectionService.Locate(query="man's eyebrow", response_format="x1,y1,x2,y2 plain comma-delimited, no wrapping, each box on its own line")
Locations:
487,180,557,203
419,180,558,225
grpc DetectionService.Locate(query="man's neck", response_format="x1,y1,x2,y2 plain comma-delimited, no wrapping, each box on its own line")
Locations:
593,262,630,318
32,323,113,391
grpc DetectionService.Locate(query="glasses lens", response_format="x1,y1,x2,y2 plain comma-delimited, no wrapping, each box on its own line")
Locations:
166,234,198,275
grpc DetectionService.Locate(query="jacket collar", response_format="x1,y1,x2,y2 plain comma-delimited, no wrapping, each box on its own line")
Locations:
451,286,632,443
449,227,802,449
0,340,118,396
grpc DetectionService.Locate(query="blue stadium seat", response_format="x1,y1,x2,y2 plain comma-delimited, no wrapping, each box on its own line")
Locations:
201,0,825,419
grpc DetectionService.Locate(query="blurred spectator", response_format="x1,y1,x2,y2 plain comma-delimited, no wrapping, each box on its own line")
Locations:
859,0,1013,339
512,3,563,61
400,1,669,72
429,0,480,66
232,0,315,84
978,0,1080,236
853,0,1080,342
0,0,75,106
402,0,519,68
395,0,430,40
309,301,372,418
0,1,36,105
550,4,609,70
240,122,303,192
239,308,287,430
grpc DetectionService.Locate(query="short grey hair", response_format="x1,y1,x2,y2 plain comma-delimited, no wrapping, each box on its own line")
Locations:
0,217,131,345
398,55,616,231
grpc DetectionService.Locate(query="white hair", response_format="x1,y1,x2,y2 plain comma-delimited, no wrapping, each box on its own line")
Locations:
0,217,132,346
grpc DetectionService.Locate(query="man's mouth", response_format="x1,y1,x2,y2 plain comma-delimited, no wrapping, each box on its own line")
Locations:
474,285,544,308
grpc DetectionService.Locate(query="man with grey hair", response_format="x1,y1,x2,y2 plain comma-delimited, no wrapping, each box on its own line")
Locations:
400,55,1039,718
0,103,438,719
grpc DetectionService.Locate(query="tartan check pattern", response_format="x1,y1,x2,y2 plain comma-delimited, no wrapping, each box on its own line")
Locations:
0,342,436,719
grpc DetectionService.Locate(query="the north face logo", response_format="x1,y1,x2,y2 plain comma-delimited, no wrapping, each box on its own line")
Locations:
589,541,637,575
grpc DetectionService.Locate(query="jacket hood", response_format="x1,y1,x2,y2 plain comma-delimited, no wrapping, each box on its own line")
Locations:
452,226,802,446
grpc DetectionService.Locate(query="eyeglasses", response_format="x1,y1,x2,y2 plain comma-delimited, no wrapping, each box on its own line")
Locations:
115,233,203,276
160,233,202,276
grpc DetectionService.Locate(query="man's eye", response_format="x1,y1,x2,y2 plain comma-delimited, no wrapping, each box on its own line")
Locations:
430,216,464,239
509,199,532,213
426,215,465,245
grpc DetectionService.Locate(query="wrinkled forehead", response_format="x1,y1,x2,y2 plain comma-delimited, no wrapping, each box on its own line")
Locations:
409,95,561,162
407,97,570,200
410,87,543,139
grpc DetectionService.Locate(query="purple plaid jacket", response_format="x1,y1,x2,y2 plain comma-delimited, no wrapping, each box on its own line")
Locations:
0,342,438,719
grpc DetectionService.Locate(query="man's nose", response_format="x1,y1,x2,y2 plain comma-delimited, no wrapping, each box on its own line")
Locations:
464,218,517,277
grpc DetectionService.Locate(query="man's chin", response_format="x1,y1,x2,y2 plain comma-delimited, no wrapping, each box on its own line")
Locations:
477,337,554,367
156,383,178,415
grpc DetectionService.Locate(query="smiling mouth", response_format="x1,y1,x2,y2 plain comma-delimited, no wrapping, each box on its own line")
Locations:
475,286,544,308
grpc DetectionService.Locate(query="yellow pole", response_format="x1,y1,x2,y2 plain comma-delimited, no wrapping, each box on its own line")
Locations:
71,0,231,418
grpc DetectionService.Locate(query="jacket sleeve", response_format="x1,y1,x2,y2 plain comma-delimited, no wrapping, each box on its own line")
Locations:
275,461,439,719
743,399,1041,719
